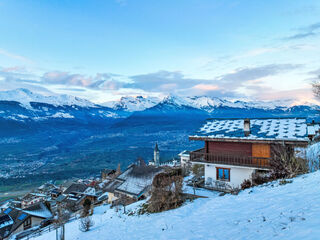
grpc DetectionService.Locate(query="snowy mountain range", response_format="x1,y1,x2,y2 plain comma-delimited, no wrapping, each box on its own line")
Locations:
104,94,317,113
0,89,318,117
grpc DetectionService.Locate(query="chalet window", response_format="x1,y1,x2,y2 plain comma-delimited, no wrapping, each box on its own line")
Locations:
23,217,32,230
216,167,230,181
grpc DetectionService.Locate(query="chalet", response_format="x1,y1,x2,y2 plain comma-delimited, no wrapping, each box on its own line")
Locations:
0,202,52,240
63,183,88,195
21,193,47,209
98,180,122,204
114,164,163,202
179,150,191,168
189,118,309,190
56,183,99,212
37,182,58,195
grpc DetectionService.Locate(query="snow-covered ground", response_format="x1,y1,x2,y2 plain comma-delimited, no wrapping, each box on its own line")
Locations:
307,142,320,171
33,171,320,240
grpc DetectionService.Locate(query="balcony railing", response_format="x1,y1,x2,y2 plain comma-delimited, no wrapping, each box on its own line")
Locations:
190,148,271,169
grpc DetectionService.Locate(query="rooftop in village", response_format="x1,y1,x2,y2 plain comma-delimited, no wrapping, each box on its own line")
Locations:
115,164,163,198
190,118,311,143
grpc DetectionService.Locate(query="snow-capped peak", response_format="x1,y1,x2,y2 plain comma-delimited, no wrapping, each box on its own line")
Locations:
103,96,160,112
161,94,190,107
0,88,96,108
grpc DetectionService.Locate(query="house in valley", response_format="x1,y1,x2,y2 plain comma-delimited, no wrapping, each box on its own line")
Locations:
189,118,309,191
21,193,48,209
179,150,191,168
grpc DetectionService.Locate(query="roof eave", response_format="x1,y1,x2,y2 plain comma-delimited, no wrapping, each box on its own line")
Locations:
189,136,309,146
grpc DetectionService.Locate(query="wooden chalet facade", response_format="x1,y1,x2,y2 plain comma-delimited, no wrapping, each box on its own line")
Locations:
189,118,310,191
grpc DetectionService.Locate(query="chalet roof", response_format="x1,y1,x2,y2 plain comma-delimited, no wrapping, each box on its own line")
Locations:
22,202,52,219
179,150,190,156
115,165,163,198
56,194,67,203
190,118,309,143
307,124,319,136
102,180,122,193
0,214,14,238
63,183,88,194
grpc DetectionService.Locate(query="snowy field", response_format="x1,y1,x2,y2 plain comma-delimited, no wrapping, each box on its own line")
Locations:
32,170,320,240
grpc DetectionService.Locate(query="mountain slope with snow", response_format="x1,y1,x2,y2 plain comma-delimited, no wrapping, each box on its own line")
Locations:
0,88,96,108
103,96,160,112
34,170,320,240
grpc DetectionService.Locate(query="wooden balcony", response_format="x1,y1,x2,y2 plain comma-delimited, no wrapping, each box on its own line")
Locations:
190,148,271,169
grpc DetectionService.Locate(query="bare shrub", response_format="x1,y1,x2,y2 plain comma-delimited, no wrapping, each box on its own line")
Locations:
147,169,184,213
240,179,252,190
271,145,308,179
192,164,204,176
79,217,94,232
81,198,92,217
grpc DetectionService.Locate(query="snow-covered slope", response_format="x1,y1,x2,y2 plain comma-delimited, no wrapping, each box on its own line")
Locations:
307,142,320,171
35,171,320,240
0,88,96,108
103,96,160,112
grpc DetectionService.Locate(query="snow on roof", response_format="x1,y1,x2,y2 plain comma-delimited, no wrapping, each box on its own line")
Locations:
0,215,13,229
64,183,88,194
22,202,52,219
179,150,190,156
191,118,309,142
83,187,96,196
97,192,108,202
307,124,319,136
116,165,163,197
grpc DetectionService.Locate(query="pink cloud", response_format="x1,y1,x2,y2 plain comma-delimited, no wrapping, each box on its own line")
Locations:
254,87,319,105
193,84,219,91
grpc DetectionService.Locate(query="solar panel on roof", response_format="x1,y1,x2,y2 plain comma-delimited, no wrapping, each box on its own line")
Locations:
3,208,12,214
18,213,28,221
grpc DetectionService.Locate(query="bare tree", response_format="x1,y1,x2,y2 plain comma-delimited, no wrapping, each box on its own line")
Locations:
54,203,71,240
118,194,128,214
79,217,94,232
191,164,204,195
81,198,92,217
271,145,308,179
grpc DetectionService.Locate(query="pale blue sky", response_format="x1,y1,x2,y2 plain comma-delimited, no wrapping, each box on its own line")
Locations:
0,0,319,103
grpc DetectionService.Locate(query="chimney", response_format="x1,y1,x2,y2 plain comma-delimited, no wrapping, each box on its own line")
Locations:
244,118,251,137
